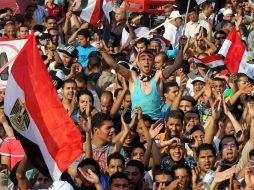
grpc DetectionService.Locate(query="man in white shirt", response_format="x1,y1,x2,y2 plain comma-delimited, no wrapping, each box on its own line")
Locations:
163,11,183,49
184,9,209,39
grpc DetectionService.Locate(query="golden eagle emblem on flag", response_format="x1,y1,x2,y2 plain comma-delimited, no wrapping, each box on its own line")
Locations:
10,98,30,131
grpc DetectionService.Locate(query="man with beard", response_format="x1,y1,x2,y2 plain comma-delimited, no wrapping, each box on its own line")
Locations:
61,79,77,115
124,160,145,190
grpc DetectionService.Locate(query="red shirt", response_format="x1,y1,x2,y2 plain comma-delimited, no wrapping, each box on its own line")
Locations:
44,3,65,21
0,136,25,170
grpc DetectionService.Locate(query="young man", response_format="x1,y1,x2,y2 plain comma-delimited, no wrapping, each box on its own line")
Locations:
61,79,77,115
171,163,192,190
196,143,216,177
107,153,125,177
109,172,129,190
161,82,179,122
100,91,114,115
153,169,172,190
17,24,29,38
179,96,196,114
44,15,57,32
124,160,145,190
77,29,97,68
97,43,183,121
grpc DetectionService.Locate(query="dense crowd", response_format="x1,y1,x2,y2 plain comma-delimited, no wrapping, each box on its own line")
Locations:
1,0,254,189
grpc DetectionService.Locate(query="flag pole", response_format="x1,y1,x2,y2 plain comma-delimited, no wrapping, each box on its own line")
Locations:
98,0,104,41
182,0,191,35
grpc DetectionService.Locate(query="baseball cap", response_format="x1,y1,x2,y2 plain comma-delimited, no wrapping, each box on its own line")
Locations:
48,181,74,190
191,77,206,84
59,45,78,57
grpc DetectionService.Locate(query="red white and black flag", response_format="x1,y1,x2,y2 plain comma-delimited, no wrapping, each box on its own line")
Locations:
4,34,83,180
74,0,112,26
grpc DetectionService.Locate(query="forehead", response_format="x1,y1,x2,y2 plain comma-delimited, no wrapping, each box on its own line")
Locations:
109,158,123,165
111,178,128,184
138,53,154,59
174,168,188,175
155,174,171,181
101,120,114,127
222,137,235,144
198,149,214,156
191,130,204,136
63,82,76,88
47,19,56,23
180,100,192,105
125,166,140,173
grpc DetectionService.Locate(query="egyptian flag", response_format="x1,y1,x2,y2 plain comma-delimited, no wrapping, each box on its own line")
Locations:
218,27,254,79
74,0,112,26
4,34,83,181
193,54,225,70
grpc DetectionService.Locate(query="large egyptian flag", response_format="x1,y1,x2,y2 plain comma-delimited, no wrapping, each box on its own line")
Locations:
4,34,83,181
218,27,254,78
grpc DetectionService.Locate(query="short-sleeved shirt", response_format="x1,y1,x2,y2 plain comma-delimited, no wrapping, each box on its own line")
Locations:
77,45,97,68
45,4,65,21
0,136,25,170
70,142,125,171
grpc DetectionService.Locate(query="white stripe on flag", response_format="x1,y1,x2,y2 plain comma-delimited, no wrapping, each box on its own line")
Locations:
80,0,96,24
218,39,232,57
238,51,254,78
4,73,62,180
207,60,224,68
196,0,206,5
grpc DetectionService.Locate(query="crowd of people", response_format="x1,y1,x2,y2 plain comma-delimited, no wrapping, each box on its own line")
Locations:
1,0,254,189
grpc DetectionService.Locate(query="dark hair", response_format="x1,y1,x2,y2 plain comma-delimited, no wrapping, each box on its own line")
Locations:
131,145,146,158
181,60,190,74
26,5,36,11
77,28,91,38
107,152,125,167
236,73,248,83
142,114,152,123
45,15,57,22
212,77,226,83
109,172,129,187
181,96,196,107
221,20,232,29
156,52,169,63
77,88,94,103
126,160,145,174
196,143,216,158
219,135,239,151
74,72,87,84
62,79,77,88
92,112,112,129
189,125,205,135
184,110,200,119
150,38,161,45
88,56,101,70
163,82,179,93
77,158,100,175
201,0,213,9
166,110,184,123
249,149,254,157
214,30,226,38
171,163,191,179
136,38,149,46
140,14,150,27
154,169,171,179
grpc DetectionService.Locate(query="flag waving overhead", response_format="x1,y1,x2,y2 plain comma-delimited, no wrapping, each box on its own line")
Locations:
218,27,254,78
4,34,83,181
193,54,225,69
75,0,112,26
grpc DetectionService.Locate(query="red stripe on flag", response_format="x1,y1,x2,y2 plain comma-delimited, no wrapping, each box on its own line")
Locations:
200,54,222,64
223,28,245,73
10,35,82,172
90,0,101,26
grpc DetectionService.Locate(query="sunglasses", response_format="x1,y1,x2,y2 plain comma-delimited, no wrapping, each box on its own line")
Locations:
156,181,171,187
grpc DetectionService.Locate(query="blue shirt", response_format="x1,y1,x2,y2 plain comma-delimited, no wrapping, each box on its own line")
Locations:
161,103,171,123
77,45,97,67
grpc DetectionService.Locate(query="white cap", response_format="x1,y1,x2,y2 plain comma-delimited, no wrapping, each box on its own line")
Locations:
223,9,233,16
169,11,182,20
48,181,74,190
191,77,206,84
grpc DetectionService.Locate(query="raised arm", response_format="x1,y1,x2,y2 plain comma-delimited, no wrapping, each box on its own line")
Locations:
97,41,133,80
162,50,183,79
110,76,128,118
171,74,188,110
